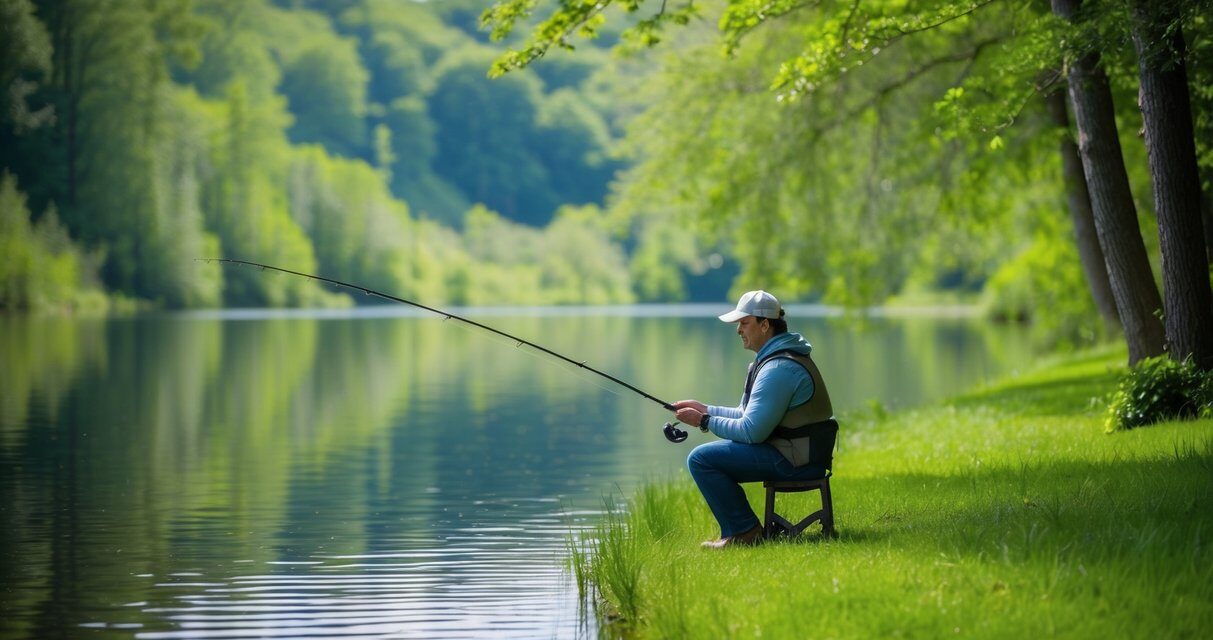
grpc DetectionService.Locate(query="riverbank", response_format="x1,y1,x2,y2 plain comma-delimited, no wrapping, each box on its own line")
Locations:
575,345,1213,637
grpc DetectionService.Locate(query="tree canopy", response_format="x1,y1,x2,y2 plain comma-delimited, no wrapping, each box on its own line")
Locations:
2,0,1210,361
483,0,1212,361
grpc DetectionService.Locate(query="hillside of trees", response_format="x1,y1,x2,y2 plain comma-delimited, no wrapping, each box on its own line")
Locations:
1,0,642,309
2,0,1211,360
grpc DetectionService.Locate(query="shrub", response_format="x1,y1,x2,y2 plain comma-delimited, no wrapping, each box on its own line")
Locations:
1106,356,1213,432
0,172,97,312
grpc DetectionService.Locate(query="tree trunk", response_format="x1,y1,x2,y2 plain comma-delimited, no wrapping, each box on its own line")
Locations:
1045,87,1121,332
1129,1,1213,369
1203,174,1213,266
1051,0,1166,365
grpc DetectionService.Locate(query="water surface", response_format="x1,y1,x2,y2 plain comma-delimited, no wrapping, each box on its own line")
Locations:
0,307,1034,638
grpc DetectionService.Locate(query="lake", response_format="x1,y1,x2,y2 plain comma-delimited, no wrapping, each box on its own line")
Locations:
0,306,1035,638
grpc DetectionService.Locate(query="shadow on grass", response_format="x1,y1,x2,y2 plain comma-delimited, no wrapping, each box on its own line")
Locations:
765,527,888,546
823,439,1213,564
948,365,1123,417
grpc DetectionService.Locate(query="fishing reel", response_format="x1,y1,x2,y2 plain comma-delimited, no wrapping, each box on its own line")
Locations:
663,421,689,443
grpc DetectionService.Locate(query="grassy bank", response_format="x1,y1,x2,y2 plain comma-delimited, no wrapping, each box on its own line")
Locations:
576,346,1213,638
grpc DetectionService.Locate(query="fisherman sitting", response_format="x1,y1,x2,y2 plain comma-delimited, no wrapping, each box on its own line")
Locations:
672,290,838,548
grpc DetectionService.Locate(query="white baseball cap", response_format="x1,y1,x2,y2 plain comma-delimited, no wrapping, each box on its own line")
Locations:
718,290,782,322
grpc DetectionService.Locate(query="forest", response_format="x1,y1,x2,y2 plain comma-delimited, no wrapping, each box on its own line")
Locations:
1,0,639,310
2,0,1212,359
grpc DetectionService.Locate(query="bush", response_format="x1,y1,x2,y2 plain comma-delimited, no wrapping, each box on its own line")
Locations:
0,172,98,313
1106,356,1213,432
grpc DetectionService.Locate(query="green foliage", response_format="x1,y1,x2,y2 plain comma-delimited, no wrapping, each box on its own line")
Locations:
202,79,320,306
429,50,553,223
762,0,1004,99
1106,355,1213,431
287,144,414,296
381,96,438,184
455,204,635,305
0,0,51,82
541,205,636,304
609,9,1047,306
51,0,212,305
425,47,620,225
0,0,55,219
13,0,1191,313
3,0,631,309
360,28,430,102
482,0,1200,330
532,88,619,205
981,185,1108,350
187,1,283,99
280,43,370,157
0,0,53,136
528,48,607,91
1189,12,1213,192
482,0,700,77
146,86,224,307
983,235,1098,346
0,172,100,312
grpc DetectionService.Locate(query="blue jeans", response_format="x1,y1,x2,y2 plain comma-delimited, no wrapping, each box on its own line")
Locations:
687,440,828,538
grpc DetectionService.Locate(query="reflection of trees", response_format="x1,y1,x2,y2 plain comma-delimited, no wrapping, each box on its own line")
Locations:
0,318,105,637
0,311,1041,635
0,317,106,444
0,313,658,634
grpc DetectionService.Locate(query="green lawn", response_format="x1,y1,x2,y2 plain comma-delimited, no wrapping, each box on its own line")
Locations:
578,346,1213,638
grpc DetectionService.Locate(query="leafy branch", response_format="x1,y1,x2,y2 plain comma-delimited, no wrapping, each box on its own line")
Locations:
772,0,1001,98
482,0,700,77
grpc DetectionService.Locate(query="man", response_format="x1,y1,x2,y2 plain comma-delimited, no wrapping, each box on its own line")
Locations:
673,290,838,548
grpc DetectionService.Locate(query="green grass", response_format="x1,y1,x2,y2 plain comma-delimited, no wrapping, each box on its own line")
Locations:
577,346,1213,638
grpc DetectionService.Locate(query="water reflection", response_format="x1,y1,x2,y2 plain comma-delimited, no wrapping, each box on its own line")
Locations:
0,308,1033,638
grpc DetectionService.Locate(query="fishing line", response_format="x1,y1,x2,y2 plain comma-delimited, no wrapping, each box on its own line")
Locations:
202,258,690,443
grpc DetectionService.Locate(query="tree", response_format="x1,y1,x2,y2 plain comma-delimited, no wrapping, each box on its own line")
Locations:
203,80,318,306
484,0,1183,359
0,171,92,311
382,96,437,188
1044,87,1120,332
0,0,51,98
1127,0,1213,369
0,0,55,212
28,0,216,303
279,41,370,159
286,143,414,294
360,29,429,105
530,88,619,208
428,50,553,224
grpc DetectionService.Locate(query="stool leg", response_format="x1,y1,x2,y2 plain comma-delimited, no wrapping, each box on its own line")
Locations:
819,481,836,538
763,486,777,539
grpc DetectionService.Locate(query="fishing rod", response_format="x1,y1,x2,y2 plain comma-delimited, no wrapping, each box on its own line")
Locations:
203,258,692,443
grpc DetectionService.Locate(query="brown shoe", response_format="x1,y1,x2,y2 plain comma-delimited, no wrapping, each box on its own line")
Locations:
701,524,764,549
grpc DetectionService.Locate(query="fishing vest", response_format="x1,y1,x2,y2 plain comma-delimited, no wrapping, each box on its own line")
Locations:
743,349,838,469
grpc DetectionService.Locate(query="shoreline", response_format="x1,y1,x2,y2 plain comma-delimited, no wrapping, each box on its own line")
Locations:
572,346,1213,637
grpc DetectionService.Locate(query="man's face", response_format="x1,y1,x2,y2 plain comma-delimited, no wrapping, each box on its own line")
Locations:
736,315,770,352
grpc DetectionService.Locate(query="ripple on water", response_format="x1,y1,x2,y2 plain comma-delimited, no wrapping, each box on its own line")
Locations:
131,520,598,639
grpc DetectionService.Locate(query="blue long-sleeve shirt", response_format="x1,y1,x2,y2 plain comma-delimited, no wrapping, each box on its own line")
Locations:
705,332,817,443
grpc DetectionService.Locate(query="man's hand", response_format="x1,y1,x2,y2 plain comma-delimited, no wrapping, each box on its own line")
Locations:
672,400,708,429
672,399,707,413
675,407,706,427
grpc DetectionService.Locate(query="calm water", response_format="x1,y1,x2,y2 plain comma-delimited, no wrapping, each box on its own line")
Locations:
0,306,1035,638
